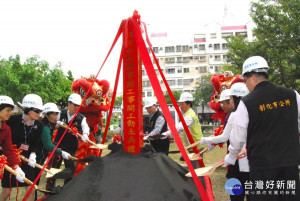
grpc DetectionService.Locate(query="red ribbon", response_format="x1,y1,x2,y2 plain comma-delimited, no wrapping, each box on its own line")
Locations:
0,155,8,180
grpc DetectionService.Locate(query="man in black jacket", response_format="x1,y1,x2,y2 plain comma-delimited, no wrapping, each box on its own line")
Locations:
225,56,300,201
143,98,169,155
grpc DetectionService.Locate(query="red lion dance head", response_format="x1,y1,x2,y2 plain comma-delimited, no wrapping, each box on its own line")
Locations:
209,71,243,124
72,75,110,132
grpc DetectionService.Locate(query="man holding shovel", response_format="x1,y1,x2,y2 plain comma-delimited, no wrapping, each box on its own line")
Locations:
225,56,300,201
143,98,169,155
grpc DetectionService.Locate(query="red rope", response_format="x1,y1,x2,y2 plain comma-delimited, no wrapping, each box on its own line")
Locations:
130,17,209,201
23,18,126,201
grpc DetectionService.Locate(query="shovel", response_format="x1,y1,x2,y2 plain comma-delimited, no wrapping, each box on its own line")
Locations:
185,150,246,177
18,155,63,178
4,164,56,194
57,121,107,150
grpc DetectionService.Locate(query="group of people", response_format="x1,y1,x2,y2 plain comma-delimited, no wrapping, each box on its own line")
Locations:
0,93,90,201
142,56,299,201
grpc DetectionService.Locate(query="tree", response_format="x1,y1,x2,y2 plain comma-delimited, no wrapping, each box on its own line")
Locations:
163,90,181,104
194,74,214,111
224,0,300,89
0,55,74,104
114,95,123,107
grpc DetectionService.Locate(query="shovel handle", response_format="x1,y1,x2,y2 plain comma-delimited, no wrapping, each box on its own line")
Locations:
19,155,53,174
4,164,38,188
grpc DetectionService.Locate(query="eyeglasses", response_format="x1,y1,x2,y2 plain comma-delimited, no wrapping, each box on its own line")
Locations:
33,109,43,113
244,73,253,83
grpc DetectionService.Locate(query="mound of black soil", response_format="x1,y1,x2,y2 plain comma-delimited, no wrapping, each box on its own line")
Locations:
45,143,204,201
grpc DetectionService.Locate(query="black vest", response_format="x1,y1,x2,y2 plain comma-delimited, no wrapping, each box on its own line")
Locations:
243,81,300,169
55,109,84,151
149,109,168,135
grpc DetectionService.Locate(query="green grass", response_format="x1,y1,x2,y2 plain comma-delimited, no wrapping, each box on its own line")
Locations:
2,136,231,201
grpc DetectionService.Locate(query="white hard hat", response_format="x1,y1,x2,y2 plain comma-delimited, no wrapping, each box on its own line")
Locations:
242,56,269,77
230,83,249,97
178,92,193,102
218,89,231,102
22,94,43,110
0,95,14,107
43,103,60,113
144,98,157,108
68,93,82,105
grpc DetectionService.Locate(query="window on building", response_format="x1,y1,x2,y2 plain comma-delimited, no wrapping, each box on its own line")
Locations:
176,45,182,52
142,92,145,97
167,80,176,86
165,46,175,53
165,57,175,64
199,66,207,73
214,55,221,61
236,32,247,38
183,68,189,73
177,68,182,73
142,70,146,76
223,55,228,60
166,68,175,74
177,57,182,63
182,45,189,52
215,66,221,72
214,44,220,50
155,69,159,75
221,32,233,39
183,57,190,63
199,44,205,50
147,91,152,97
210,33,217,39
199,56,206,62
222,43,229,49
183,79,191,85
210,66,214,70
143,81,151,87
177,79,182,85
153,47,159,53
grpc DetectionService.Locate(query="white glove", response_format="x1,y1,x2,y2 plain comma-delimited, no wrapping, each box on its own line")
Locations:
61,151,71,160
161,131,170,137
224,154,236,166
28,153,36,168
207,144,215,151
81,133,89,143
15,167,25,183
200,138,207,145
143,135,149,141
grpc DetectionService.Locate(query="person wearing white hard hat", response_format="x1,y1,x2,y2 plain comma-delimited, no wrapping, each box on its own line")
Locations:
205,89,233,152
191,83,250,201
162,92,204,167
0,95,26,197
48,94,90,189
40,103,71,161
225,56,300,201
1,94,44,201
143,98,169,155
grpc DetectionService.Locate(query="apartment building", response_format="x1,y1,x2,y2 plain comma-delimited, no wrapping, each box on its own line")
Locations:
142,19,253,99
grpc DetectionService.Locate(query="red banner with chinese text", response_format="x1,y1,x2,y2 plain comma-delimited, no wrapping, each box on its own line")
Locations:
122,20,144,154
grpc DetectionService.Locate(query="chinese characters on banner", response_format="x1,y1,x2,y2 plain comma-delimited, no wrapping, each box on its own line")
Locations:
122,23,144,154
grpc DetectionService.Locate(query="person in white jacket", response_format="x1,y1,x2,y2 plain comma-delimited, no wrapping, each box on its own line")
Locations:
193,83,250,201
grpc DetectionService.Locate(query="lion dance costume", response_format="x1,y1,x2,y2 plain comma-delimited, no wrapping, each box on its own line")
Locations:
71,75,110,175
209,71,243,146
